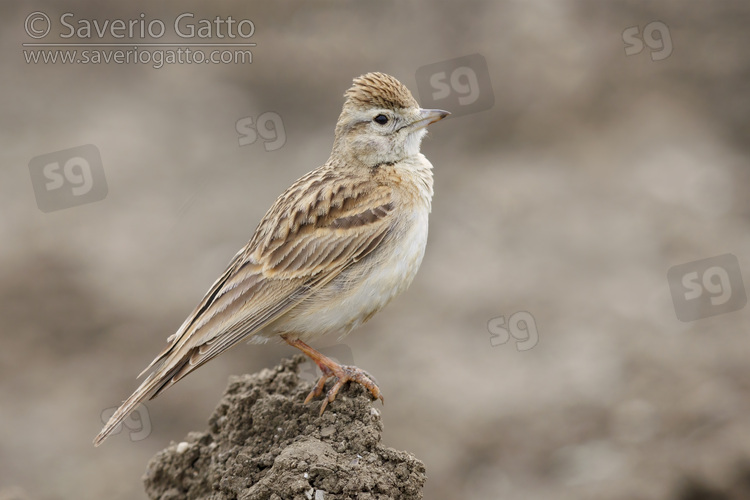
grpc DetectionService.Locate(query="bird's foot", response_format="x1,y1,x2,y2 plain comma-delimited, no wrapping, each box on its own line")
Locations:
282,335,384,414
305,362,384,414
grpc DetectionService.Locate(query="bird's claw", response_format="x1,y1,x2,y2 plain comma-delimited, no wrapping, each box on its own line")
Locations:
305,364,384,414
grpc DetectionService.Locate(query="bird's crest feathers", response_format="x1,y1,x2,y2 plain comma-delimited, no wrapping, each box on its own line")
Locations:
344,72,419,111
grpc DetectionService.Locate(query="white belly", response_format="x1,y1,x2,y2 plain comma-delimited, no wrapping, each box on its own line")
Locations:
265,206,430,342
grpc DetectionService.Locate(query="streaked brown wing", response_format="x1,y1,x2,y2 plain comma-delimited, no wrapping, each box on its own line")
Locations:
144,169,396,396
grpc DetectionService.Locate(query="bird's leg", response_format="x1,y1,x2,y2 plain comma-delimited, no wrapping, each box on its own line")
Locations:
281,335,384,414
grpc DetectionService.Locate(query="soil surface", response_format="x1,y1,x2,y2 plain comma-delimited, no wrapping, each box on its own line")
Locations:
143,356,425,500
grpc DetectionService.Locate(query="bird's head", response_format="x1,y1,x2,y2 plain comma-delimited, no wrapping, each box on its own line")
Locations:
332,72,449,166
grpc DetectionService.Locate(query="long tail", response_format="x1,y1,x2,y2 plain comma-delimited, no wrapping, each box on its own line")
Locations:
93,362,180,447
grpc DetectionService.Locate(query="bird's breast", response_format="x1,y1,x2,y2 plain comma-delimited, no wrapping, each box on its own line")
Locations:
271,204,430,342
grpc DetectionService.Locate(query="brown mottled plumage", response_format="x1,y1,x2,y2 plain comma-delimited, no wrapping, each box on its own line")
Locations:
343,72,419,111
94,73,448,446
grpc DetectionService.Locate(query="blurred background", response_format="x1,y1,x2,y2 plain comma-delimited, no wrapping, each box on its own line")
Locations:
2,1,750,499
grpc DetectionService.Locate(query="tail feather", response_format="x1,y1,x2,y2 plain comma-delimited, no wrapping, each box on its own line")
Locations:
93,362,182,447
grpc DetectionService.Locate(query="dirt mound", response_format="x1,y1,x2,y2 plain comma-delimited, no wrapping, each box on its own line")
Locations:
143,356,425,499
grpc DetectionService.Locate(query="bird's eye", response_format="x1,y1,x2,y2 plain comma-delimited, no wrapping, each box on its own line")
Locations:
373,114,389,125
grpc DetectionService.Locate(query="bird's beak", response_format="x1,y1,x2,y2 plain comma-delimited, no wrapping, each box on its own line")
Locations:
409,108,450,131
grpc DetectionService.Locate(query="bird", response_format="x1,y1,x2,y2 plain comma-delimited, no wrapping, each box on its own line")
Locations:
94,72,449,446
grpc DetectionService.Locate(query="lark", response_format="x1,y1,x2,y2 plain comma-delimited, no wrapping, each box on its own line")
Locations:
94,72,448,446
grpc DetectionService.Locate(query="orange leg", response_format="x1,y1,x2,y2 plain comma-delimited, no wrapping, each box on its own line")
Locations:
282,335,384,414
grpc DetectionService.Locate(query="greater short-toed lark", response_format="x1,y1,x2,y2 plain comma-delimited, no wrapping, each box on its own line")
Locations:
94,72,448,446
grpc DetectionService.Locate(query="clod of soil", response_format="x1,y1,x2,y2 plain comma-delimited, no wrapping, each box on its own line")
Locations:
143,355,426,499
